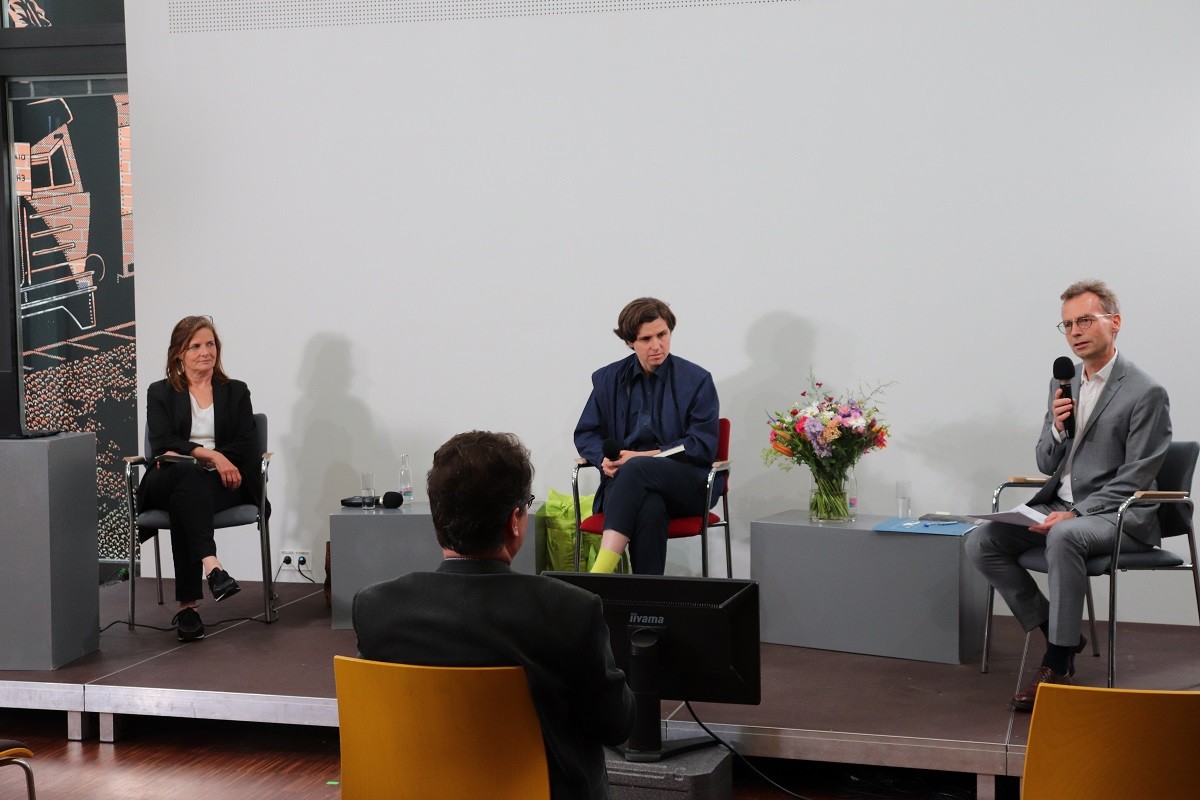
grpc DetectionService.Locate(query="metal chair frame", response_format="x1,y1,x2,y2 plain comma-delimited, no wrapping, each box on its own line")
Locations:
980,440,1200,687
0,740,36,800
123,412,276,627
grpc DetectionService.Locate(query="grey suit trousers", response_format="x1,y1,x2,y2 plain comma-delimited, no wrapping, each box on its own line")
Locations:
965,500,1152,646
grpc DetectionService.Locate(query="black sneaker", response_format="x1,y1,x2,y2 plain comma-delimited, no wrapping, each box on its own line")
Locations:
172,608,205,642
206,568,241,602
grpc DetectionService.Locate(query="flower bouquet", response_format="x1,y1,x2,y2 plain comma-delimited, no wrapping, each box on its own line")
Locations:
763,376,890,521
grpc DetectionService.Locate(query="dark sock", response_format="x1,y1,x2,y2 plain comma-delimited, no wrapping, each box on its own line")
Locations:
1041,644,1071,675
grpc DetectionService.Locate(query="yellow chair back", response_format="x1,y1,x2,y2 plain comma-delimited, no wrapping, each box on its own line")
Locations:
1023,683,1200,799
334,656,551,800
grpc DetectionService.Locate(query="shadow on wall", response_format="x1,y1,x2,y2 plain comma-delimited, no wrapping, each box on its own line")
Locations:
908,401,1042,517
714,311,819,577
279,332,398,577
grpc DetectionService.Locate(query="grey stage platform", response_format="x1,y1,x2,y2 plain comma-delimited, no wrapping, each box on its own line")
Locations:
1,578,1197,799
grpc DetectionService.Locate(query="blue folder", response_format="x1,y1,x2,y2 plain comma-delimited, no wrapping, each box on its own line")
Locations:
872,517,978,536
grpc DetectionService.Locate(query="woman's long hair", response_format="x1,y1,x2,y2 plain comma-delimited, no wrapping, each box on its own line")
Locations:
165,315,230,392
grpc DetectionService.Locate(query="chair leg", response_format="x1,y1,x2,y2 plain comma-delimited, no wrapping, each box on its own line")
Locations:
259,516,275,623
153,535,164,605
1084,582,1099,656
981,586,995,674
0,757,36,800
1107,569,1118,688
127,521,137,631
699,527,709,578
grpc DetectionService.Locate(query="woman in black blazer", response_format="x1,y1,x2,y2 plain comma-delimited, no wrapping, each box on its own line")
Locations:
139,315,263,642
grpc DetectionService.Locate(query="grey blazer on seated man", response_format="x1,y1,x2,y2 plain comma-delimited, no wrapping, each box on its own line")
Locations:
1026,352,1171,546
967,351,1171,651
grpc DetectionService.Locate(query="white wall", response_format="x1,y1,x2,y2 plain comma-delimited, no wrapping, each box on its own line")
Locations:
125,1,1200,622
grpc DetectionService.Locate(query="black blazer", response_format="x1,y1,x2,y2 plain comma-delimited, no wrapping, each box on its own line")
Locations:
353,559,636,800
141,378,265,510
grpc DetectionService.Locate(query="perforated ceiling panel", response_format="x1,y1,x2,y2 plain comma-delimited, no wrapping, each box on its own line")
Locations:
168,0,790,32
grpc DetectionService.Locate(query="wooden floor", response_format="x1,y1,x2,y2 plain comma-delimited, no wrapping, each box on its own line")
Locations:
0,707,992,800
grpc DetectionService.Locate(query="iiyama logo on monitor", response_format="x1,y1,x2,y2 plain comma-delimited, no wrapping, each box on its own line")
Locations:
629,612,665,625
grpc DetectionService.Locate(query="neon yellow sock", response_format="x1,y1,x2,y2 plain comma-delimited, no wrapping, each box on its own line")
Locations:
590,548,622,573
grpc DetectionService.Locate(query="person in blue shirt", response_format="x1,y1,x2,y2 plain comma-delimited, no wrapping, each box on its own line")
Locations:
574,298,720,574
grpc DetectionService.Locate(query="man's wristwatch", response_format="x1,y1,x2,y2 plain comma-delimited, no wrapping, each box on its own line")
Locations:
1070,508,1082,517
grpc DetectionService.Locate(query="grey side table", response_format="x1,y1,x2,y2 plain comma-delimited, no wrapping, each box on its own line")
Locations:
329,503,541,629
750,511,987,664
0,432,99,669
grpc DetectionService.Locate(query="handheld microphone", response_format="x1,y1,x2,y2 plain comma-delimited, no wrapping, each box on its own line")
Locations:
341,491,404,509
1053,356,1076,439
602,438,622,461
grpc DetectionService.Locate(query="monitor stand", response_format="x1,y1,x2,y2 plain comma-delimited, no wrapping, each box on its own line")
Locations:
614,627,720,763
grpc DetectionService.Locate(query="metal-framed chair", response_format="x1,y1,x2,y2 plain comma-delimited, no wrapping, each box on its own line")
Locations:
333,656,550,800
570,417,732,577
1024,684,1200,798
981,440,1200,687
0,739,35,799
123,412,276,627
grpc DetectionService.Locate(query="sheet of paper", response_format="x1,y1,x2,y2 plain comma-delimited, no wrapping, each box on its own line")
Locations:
974,504,1047,527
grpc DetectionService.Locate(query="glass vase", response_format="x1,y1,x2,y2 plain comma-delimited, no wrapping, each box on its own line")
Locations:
809,467,856,523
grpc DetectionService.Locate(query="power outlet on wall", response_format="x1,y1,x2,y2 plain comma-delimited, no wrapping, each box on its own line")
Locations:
278,549,312,581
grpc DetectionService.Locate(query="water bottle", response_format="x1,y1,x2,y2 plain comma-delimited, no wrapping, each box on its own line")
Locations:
398,453,414,501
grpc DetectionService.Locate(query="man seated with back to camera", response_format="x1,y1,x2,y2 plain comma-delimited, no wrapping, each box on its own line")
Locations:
965,279,1171,711
574,297,721,575
353,431,635,800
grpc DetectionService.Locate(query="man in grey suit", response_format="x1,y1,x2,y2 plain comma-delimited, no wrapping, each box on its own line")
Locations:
353,431,636,799
966,279,1171,711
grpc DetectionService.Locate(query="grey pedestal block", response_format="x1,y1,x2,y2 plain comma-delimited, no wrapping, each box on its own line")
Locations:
750,511,987,664
329,503,542,629
607,744,731,800
0,432,99,670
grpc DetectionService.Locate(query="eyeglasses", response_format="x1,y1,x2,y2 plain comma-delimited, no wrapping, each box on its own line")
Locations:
520,494,535,511
1056,314,1115,334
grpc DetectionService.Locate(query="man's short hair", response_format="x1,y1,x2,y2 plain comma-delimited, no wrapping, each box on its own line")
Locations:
613,297,676,343
427,431,534,555
1061,280,1120,315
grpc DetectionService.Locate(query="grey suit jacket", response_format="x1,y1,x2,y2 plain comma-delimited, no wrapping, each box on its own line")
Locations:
1029,352,1172,546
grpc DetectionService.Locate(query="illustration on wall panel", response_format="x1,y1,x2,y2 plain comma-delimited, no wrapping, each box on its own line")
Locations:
12,91,137,561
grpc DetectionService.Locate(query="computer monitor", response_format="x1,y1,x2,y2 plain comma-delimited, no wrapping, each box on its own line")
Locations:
544,572,760,762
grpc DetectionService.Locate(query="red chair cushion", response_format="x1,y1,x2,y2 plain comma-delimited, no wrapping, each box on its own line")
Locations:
579,512,721,538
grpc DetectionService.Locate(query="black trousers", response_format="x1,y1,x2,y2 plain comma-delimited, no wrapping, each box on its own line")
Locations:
139,461,248,602
601,457,705,575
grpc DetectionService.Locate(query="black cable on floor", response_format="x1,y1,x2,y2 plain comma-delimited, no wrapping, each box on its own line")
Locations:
683,700,814,800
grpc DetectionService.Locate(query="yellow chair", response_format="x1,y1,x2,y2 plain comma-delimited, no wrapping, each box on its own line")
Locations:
1023,684,1200,799
333,656,550,800
0,739,36,799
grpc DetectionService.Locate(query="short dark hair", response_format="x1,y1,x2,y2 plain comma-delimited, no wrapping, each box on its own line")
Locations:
427,431,534,555
1061,280,1120,315
613,297,676,343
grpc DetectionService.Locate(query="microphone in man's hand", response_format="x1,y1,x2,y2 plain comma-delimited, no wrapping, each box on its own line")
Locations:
1053,356,1076,438
603,438,622,461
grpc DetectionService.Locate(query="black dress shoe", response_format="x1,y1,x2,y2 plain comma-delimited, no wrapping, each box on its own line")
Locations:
206,568,240,602
171,608,205,642
1011,666,1071,712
